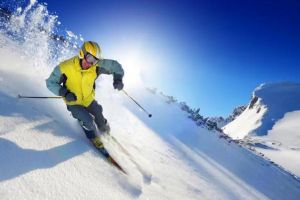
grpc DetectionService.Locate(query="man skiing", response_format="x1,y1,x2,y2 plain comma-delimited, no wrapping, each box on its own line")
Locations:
46,41,124,149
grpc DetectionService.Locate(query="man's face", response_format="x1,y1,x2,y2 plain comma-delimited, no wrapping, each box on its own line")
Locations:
81,53,99,70
81,57,93,70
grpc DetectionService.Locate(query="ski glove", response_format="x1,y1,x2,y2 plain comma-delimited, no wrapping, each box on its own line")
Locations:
59,87,77,102
113,76,124,90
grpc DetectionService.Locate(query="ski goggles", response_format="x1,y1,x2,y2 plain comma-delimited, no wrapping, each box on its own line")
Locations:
84,53,100,65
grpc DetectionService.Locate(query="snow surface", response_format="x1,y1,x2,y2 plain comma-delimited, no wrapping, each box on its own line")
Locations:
1,2,300,200
222,97,267,139
251,110,300,177
223,82,300,138
223,83,300,177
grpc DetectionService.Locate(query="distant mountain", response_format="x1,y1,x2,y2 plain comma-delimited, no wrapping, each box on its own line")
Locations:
207,105,246,128
222,82,300,177
146,87,246,132
223,82,300,139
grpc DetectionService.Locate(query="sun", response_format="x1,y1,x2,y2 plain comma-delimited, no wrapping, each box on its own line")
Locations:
114,45,144,88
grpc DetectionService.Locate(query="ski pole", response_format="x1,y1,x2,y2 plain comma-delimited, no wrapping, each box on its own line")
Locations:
18,94,63,99
122,90,152,118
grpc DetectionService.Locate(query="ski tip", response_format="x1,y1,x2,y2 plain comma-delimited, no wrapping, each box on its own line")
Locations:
114,163,127,174
109,156,127,174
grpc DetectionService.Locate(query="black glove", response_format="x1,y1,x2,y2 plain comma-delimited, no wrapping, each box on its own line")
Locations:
65,92,77,101
59,87,77,102
113,78,124,90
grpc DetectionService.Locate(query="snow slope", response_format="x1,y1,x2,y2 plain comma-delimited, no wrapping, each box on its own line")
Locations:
223,83,300,177
223,83,300,139
258,111,300,176
1,2,300,200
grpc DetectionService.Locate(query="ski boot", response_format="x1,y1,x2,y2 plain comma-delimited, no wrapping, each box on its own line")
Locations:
91,136,104,149
98,120,111,135
91,135,110,157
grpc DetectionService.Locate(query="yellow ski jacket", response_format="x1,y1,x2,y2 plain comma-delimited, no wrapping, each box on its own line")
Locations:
46,56,124,107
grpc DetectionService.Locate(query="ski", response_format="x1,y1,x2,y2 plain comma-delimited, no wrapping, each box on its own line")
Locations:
105,134,152,183
79,123,126,174
91,140,127,174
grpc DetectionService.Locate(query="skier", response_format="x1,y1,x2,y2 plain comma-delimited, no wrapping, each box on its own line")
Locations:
46,41,124,149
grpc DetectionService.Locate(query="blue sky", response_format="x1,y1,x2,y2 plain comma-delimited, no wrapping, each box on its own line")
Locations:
3,0,300,117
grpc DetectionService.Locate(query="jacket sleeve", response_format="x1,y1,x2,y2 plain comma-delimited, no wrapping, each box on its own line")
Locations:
97,59,124,80
46,65,63,96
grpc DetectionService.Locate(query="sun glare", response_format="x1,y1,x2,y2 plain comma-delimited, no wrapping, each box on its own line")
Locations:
114,46,144,88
